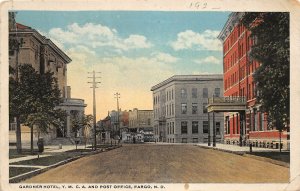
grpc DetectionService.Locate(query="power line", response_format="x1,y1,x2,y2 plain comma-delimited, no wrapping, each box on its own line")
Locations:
87,70,101,150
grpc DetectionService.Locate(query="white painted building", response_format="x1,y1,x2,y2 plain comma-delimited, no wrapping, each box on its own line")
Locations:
151,75,224,143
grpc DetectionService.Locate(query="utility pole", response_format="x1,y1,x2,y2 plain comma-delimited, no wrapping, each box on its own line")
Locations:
114,92,120,138
88,71,101,150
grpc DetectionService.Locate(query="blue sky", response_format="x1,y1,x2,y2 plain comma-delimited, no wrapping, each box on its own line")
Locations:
14,11,230,118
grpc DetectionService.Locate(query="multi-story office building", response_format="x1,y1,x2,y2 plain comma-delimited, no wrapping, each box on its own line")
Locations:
216,12,289,149
151,75,224,143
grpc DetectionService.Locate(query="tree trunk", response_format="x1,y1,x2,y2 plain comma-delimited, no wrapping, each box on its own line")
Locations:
279,129,282,153
16,116,22,154
31,125,34,154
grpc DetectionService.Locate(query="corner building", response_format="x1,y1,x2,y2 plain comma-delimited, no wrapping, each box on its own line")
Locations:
9,17,87,145
218,12,289,149
151,75,224,143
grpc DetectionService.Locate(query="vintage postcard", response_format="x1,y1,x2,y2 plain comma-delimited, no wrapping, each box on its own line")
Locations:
1,0,300,191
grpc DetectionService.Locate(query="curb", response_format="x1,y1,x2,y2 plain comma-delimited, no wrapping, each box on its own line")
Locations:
9,145,122,183
197,145,245,155
196,145,289,168
243,153,290,168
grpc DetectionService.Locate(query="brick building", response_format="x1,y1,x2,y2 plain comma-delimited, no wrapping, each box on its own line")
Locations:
9,13,87,145
215,12,289,149
151,75,224,143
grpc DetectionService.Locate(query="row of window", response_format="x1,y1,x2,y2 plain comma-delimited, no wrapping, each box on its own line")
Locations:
225,112,269,135
154,87,221,106
223,24,246,54
154,121,221,136
225,61,260,92
155,102,209,118
181,103,208,115
154,89,174,105
181,121,221,135
181,88,216,99
154,103,175,118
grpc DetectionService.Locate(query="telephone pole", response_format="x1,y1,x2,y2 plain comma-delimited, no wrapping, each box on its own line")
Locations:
88,71,101,150
114,92,120,137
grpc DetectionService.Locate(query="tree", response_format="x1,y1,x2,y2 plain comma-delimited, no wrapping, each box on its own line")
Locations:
71,114,93,147
9,64,66,154
241,12,290,132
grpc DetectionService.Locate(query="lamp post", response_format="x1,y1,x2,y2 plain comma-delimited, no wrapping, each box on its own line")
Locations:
213,111,216,147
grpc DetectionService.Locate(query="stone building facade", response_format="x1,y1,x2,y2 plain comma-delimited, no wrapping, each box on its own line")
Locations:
151,75,224,143
9,15,87,145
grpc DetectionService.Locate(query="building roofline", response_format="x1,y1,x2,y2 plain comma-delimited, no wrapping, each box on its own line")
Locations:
150,74,223,91
217,12,245,42
10,23,72,63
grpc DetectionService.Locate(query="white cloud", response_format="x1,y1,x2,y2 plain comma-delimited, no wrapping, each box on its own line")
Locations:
170,29,221,51
47,23,152,52
193,56,221,65
66,48,175,119
151,52,179,63
124,35,153,49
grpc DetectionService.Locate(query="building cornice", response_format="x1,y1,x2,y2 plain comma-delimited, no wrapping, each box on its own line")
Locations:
218,12,245,42
151,74,223,91
10,26,72,63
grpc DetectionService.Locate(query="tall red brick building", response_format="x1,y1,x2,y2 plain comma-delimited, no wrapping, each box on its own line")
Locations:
217,12,289,149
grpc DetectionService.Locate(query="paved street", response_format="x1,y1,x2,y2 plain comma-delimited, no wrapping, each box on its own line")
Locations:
24,144,289,183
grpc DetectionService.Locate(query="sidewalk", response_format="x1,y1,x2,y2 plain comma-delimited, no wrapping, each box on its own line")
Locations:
196,143,284,154
9,144,121,183
9,144,90,163
196,143,290,168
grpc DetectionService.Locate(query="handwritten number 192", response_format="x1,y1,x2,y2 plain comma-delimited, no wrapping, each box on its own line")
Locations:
190,2,208,9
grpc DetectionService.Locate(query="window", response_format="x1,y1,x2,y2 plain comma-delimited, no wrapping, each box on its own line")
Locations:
181,121,187,134
172,122,175,134
203,88,208,98
225,116,230,134
214,88,220,97
148,118,151,125
182,138,187,143
192,103,198,114
203,121,209,134
203,104,208,114
181,88,187,98
9,123,16,131
166,105,169,116
181,103,187,114
172,89,174,100
260,113,264,131
192,88,197,98
192,121,198,134
216,122,220,135
193,138,198,143
9,50,15,56
172,104,174,115
166,91,168,101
